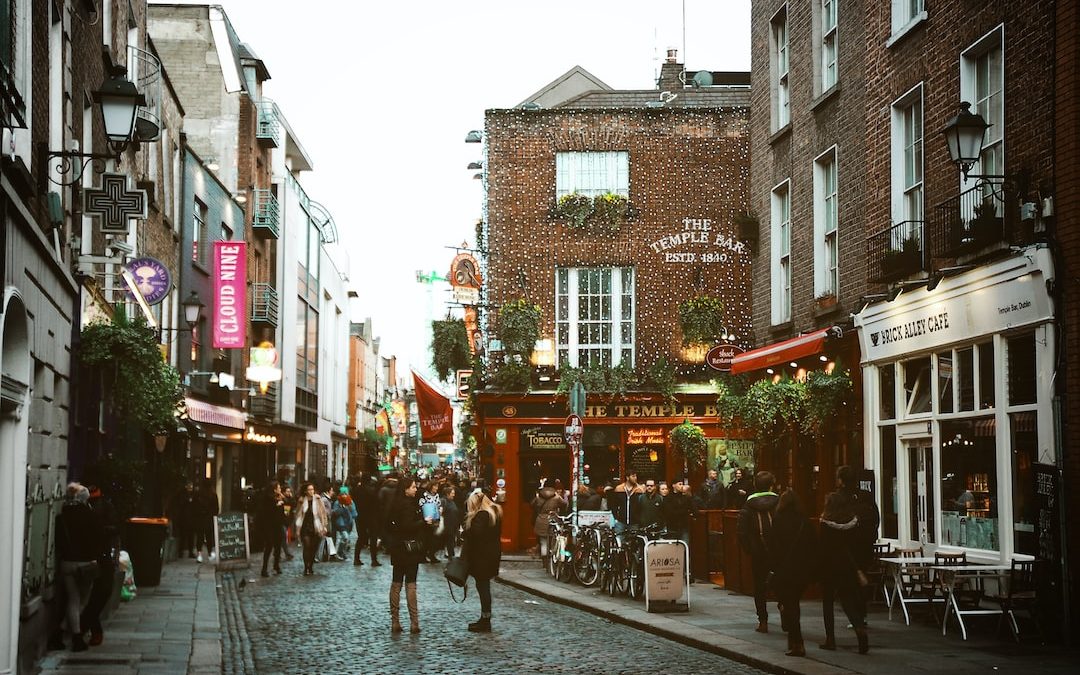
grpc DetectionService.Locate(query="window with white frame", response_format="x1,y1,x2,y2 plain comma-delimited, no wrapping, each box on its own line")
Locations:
814,148,839,296
891,86,924,247
891,0,925,35
192,197,208,265
556,267,634,369
818,0,838,92
555,151,629,198
961,27,1004,201
771,182,792,324
771,6,790,130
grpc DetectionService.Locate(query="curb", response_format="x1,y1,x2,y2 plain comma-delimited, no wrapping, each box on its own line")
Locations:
495,573,853,675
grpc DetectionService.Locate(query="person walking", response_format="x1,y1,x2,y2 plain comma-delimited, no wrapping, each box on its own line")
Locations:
767,489,818,657
419,481,443,563
332,487,356,561
294,482,330,576
258,481,287,577
356,474,383,566
54,483,104,652
737,471,779,633
385,477,428,633
168,482,196,559
79,485,117,647
462,489,503,633
441,485,462,559
837,465,881,626
531,482,567,564
193,481,219,563
819,491,870,653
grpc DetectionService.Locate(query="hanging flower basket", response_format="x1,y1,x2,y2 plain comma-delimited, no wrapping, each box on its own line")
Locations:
431,318,471,381
497,298,541,357
670,419,707,469
678,295,726,346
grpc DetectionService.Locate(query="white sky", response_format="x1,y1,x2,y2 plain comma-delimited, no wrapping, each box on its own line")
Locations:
168,0,751,382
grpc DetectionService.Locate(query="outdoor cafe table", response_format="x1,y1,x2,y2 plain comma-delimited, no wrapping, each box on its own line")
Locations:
931,564,1011,641
880,556,943,625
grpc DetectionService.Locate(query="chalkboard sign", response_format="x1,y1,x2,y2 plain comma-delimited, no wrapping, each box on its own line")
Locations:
1034,464,1059,562
214,512,250,565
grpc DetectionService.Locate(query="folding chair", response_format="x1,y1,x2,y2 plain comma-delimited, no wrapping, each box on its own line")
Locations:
995,559,1044,643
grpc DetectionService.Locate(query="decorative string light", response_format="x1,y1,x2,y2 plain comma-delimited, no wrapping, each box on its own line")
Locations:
479,105,753,376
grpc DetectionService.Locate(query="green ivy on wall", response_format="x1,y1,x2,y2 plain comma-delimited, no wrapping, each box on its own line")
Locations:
431,318,471,381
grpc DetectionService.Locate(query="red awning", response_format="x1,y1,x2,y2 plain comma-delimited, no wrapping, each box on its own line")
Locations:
730,327,834,375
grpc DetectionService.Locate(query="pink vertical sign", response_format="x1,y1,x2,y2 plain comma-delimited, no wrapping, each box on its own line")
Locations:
213,240,246,349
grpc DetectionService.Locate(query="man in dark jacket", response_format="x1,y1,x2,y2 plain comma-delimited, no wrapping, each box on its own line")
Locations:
699,469,725,509
354,474,383,566
737,471,779,633
80,485,118,646
662,476,698,543
258,481,286,577
637,479,664,527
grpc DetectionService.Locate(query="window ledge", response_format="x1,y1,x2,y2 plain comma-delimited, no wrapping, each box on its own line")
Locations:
886,12,928,49
811,84,842,112
769,320,794,336
768,123,792,146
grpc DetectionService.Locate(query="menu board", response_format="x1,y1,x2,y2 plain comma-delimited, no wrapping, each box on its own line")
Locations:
214,512,250,564
1034,464,1059,564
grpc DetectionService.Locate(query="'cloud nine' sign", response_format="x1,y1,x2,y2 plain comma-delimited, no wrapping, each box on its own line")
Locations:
213,241,247,349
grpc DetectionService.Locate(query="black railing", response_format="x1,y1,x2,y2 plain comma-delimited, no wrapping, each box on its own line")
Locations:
866,220,926,283
251,282,279,327
930,186,1029,259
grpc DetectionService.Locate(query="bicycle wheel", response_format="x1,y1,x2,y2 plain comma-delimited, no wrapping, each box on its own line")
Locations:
546,533,558,577
553,535,571,582
628,548,646,599
573,542,599,586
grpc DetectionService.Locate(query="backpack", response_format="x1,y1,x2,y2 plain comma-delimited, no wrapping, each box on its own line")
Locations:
851,490,880,544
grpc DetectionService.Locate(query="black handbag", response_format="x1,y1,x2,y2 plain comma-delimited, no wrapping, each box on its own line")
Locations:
444,554,469,603
402,539,423,554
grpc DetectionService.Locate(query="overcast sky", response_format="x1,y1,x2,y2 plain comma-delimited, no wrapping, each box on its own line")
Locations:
168,0,751,383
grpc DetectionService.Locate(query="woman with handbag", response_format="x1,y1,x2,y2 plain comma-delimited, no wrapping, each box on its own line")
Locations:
462,489,502,633
55,483,104,652
294,482,330,576
385,477,428,633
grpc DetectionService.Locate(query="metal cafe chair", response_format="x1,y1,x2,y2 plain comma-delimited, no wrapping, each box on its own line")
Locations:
869,541,892,606
995,559,1044,643
891,545,941,624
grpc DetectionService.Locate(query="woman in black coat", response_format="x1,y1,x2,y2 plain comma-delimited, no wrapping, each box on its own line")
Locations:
819,490,869,653
384,477,428,633
766,489,817,657
462,489,503,633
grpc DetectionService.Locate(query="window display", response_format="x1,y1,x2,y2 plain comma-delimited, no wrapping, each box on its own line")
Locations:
940,418,998,550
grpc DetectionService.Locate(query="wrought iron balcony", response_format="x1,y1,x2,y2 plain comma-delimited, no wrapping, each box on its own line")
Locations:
128,45,162,142
256,99,281,147
252,188,280,238
250,282,279,328
929,186,1030,260
866,220,927,283
249,382,278,421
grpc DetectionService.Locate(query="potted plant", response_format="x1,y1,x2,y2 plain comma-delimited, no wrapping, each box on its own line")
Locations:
431,318,471,381
814,291,838,310
881,235,922,279
590,193,631,230
670,419,707,471
496,298,541,358
678,295,726,346
966,200,1003,248
551,193,594,229
802,368,853,435
744,376,808,441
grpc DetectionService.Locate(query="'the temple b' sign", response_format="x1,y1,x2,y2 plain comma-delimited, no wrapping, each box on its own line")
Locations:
83,173,147,234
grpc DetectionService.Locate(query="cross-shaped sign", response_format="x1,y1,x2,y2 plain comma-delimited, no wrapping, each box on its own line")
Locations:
83,173,147,234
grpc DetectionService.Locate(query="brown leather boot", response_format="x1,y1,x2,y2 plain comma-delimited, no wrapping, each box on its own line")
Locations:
406,582,420,633
755,620,768,633
786,635,806,657
389,582,403,633
855,626,869,654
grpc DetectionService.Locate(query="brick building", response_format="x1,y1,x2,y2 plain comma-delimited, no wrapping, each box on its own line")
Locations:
472,55,753,551
750,0,1075,634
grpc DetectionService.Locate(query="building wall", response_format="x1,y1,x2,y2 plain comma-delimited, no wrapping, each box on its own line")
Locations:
483,107,752,371
749,0,867,340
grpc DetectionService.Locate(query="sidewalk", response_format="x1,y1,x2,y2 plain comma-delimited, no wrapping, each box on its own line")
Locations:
497,561,1079,675
36,557,221,675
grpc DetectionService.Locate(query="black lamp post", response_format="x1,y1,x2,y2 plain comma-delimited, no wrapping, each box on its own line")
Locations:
942,102,992,180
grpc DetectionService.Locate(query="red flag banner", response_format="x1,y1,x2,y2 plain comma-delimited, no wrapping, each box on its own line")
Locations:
412,371,454,444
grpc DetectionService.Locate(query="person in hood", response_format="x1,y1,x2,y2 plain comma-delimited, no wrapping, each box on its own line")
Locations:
531,483,567,562
767,489,818,657
737,471,779,633
819,485,870,653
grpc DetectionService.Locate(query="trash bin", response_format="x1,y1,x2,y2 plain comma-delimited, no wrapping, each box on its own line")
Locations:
123,517,170,587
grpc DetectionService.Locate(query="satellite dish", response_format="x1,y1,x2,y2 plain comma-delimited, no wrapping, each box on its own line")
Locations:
692,71,714,88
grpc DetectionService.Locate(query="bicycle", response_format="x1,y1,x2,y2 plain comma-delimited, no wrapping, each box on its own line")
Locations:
547,514,574,582
571,521,602,587
598,526,628,597
624,523,668,600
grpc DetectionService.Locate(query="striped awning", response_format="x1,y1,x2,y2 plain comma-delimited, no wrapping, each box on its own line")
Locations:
730,327,836,374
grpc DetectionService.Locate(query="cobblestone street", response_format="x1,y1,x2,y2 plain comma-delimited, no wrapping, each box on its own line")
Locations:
220,551,766,675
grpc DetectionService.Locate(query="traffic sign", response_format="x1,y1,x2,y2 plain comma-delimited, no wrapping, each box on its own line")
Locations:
564,414,583,445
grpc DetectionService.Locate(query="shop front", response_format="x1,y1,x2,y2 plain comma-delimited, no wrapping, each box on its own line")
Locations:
853,250,1058,563
184,398,244,510
474,393,753,551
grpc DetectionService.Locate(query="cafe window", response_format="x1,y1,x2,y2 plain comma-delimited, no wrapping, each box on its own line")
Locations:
957,346,974,411
978,340,995,409
879,363,896,420
880,426,899,538
940,418,999,551
1011,411,1037,555
937,350,954,413
903,356,932,415
1007,331,1037,405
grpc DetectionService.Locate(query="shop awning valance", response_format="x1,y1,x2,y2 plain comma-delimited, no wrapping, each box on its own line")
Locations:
730,327,838,375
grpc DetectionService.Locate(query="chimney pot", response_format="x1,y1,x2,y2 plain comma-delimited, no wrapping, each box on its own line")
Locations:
666,48,678,63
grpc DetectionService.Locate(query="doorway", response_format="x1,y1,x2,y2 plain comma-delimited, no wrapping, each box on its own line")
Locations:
906,442,935,545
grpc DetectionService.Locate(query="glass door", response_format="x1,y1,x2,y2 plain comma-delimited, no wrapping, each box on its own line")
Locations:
907,443,935,545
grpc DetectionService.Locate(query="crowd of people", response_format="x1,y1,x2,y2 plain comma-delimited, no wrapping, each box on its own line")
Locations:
250,464,502,634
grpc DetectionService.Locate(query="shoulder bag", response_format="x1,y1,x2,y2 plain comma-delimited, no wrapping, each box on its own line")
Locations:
444,546,469,603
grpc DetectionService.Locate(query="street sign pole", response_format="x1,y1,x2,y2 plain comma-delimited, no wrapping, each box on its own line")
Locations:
565,413,583,521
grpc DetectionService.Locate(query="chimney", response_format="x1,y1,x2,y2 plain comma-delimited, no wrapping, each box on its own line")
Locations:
658,48,684,92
